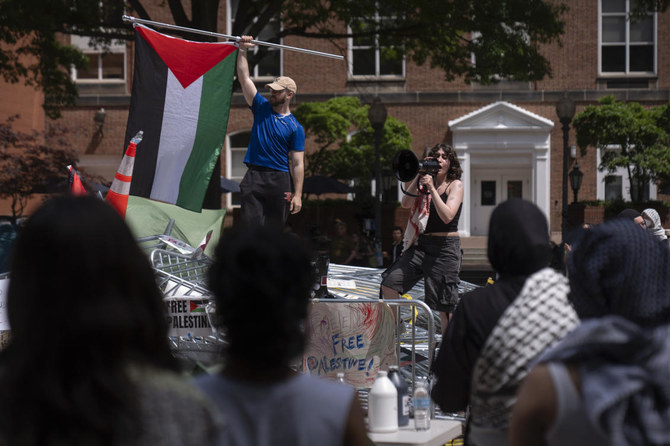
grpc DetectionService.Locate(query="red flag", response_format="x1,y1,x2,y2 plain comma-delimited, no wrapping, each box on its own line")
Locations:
67,165,87,196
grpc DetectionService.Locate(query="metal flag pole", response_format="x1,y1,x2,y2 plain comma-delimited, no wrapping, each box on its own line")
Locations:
122,15,344,61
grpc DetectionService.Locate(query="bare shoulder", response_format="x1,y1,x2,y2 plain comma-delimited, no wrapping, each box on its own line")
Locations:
508,364,556,446
448,179,464,191
343,392,371,446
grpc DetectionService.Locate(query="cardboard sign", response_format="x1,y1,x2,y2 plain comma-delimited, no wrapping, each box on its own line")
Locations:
165,297,213,339
303,301,397,388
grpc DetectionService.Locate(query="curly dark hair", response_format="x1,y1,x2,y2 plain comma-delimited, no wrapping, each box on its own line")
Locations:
427,143,463,181
208,225,315,372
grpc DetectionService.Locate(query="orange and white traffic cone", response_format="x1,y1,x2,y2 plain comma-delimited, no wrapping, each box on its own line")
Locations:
106,131,143,218
67,165,87,196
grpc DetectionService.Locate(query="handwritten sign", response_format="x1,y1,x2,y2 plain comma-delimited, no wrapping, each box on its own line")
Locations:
303,301,397,388
164,297,213,339
0,278,9,331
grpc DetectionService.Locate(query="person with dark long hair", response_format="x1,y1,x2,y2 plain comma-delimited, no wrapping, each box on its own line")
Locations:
381,143,464,331
195,225,369,446
0,196,220,446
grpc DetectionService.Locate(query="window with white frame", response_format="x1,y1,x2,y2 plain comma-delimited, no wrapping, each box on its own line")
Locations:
226,131,250,208
600,0,656,75
228,0,281,79
70,35,126,82
596,146,656,201
348,15,404,78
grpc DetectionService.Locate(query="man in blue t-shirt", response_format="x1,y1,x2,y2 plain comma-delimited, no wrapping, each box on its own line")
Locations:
236,35,305,227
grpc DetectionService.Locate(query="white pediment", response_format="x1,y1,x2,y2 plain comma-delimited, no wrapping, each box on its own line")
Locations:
449,101,554,132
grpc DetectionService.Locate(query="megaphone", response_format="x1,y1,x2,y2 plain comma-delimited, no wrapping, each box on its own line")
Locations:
392,150,441,182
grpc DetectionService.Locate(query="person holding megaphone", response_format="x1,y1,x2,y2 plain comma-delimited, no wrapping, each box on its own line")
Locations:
381,143,464,333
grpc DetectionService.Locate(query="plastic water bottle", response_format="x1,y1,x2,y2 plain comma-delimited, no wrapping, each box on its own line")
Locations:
388,365,410,427
413,379,431,431
130,130,143,144
367,370,398,433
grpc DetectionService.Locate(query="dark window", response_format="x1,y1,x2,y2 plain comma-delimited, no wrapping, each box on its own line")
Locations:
481,181,496,206
507,181,523,200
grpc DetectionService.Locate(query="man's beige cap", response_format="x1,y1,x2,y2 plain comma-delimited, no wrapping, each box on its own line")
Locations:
265,76,297,94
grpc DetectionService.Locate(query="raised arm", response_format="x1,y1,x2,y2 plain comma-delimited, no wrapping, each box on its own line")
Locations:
400,175,420,208
236,35,258,107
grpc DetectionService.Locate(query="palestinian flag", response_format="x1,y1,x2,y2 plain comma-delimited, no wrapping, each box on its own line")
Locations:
189,301,205,313
124,24,237,212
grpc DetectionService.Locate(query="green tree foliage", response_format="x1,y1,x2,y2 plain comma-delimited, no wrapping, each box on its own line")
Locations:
0,0,124,118
3,0,667,119
293,96,411,197
0,116,80,219
0,0,567,118
573,96,670,202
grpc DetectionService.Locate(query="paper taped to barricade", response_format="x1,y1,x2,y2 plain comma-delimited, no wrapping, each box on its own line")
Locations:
327,278,357,289
157,235,195,255
165,297,213,339
303,301,396,388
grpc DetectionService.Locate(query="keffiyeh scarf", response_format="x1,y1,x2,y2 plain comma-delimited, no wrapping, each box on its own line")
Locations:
469,267,579,429
643,208,668,240
402,193,431,253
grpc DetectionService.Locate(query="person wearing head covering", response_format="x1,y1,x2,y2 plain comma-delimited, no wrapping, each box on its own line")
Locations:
461,201,579,445
431,199,559,419
642,208,669,246
236,35,305,227
617,208,646,229
509,219,670,446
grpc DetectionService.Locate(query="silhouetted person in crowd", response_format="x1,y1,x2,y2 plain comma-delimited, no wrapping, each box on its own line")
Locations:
195,225,369,446
432,199,577,445
617,208,646,228
510,219,670,445
383,225,404,266
0,196,220,446
329,219,356,265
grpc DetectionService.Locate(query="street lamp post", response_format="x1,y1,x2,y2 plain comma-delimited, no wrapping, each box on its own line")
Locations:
569,161,583,203
368,97,387,267
556,95,576,242
381,167,393,203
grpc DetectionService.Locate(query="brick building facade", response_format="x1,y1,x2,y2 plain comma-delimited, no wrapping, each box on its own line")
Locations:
1,0,669,239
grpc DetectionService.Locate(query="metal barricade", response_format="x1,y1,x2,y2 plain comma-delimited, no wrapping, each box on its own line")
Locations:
138,222,225,368
151,248,212,297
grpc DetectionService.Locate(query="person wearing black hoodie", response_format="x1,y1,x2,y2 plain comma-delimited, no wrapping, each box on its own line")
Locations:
430,199,553,415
